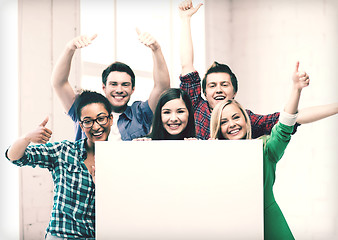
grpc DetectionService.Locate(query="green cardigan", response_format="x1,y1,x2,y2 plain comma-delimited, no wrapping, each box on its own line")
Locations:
261,122,295,240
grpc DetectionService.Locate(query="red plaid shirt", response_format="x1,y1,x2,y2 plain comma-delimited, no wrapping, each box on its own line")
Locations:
180,71,297,140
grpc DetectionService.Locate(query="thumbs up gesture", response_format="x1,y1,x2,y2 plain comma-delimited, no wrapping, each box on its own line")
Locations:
178,0,203,18
292,61,310,90
67,34,98,51
26,116,53,144
136,28,160,51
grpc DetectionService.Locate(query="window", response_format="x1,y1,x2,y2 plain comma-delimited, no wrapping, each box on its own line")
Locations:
80,0,205,102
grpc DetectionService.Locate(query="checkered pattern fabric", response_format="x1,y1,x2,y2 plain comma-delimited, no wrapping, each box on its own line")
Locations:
8,139,95,238
179,71,291,140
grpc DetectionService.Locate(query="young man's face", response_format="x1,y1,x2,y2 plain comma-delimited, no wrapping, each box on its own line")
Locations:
79,103,113,144
102,71,135,113
220,103,247,140
205,72,237,110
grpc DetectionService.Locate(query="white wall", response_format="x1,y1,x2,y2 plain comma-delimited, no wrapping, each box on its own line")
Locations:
205,0,338,239
10,0,80,239
0,2,20,240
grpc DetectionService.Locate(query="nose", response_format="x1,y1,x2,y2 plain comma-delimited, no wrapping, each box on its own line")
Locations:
115,84,123,93
169,112,178,122
228,119,236,128
92,120,101,130
215,84,222,93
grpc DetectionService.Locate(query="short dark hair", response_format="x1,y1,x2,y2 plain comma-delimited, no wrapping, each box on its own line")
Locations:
75,90,113,120
149,88,196,140
102,61,135,88
202,61,238,94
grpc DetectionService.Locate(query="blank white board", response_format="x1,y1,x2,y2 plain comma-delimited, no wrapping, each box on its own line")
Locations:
96,140,263,240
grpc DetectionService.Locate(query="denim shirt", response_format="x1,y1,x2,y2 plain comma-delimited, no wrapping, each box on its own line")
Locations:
68,100,153,141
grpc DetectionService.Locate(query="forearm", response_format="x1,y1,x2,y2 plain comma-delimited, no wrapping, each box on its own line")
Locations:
51,46,77,111
7,136,31,161
180,17,195,75
297,103,338,124
51,46,75,89
152,47,170,91
284,88,301,115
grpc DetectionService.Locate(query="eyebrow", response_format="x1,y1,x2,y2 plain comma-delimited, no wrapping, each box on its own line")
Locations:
108,80,131,84
221,112,239,120
162,107,187,110
82,112,108,120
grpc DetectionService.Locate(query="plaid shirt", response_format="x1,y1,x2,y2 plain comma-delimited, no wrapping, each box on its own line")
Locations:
180,71,290,140
7,139,95,238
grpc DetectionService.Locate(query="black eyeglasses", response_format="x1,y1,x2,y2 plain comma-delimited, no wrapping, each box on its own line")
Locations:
80,115,110,128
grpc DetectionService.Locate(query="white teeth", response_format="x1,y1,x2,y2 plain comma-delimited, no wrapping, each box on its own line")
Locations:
215,96,225,100
93,132,103,136
168,124,180,129
229,129,239,134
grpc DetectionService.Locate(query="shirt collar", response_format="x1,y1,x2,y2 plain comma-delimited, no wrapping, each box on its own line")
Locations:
75,138,88,162
120,105,132,121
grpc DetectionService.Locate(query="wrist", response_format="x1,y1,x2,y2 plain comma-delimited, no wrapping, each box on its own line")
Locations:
151,45,161,53
180,16,192,23
292,84,303,92
23,133,33,144
65,43,77,52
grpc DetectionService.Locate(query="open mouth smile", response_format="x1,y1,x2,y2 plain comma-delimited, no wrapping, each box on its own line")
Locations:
168,123,181,130
91,131,104,138
228,128,241,136
113,95,126,100
214,96,226,100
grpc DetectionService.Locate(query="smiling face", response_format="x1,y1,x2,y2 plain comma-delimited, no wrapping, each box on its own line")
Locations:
102,71,135,113
79,103,113,145
220,103,247,140
205,72,237,110
161,98,189,136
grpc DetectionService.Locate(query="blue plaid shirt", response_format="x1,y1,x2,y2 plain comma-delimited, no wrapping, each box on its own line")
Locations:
7,139,95,238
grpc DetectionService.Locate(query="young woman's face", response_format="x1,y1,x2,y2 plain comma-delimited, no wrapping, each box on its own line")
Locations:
220,103,247,140
79,103,113,144
161,98,189,136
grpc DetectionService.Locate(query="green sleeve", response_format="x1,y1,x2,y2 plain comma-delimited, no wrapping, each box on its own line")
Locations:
264,122,294,164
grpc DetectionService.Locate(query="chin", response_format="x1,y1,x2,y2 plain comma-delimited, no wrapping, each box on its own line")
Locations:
167,131,181,136
227,134,245,140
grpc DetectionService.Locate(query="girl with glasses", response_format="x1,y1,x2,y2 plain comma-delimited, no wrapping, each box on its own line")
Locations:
5,90,112,239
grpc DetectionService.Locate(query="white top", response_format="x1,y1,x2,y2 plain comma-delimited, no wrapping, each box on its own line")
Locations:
108,112,122,141
279,111,298,126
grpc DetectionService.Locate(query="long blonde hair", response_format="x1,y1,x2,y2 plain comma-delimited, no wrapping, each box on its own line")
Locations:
210,99,252,140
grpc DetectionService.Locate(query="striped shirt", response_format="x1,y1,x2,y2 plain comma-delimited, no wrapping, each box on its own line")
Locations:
7,139,95,238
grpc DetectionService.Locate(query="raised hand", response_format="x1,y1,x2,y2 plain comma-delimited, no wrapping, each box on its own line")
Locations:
178,0,203,18
136,28,160,51
292,61,310,90
284,62,310,115
26,116,52,144
66,34,98,51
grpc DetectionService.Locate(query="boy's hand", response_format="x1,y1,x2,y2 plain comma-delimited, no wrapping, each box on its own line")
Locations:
66,34,98,51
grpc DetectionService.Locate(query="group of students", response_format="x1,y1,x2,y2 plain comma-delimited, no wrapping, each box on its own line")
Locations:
5,0,338,239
